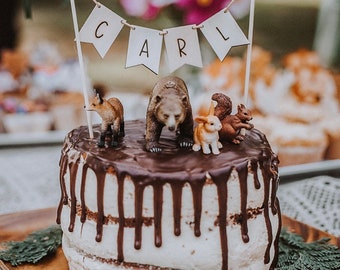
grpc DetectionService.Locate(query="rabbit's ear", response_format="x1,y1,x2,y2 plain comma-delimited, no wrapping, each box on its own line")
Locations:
208,101,215,116
195,116,208,124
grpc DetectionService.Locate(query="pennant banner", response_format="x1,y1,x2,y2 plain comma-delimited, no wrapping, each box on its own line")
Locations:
77,3,249,73
164,25,202,73
79,4,124,58
200,10,249,61
126,26,163,74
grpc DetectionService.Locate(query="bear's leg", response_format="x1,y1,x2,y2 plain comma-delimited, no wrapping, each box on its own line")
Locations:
145,121,163,152
178,136,194,148
177,118,194,148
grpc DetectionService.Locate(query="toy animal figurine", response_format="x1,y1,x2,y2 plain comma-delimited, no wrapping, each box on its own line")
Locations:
145,76,194,152
192,101,222,155
212,92,254,144
85,91,124,147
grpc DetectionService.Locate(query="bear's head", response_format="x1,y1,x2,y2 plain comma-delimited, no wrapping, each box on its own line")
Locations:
154,94,188,132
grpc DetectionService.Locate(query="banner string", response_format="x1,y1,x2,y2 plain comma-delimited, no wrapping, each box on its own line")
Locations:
92,0,101,7
90,0,237,36
121,19,136,30
224,0,237,13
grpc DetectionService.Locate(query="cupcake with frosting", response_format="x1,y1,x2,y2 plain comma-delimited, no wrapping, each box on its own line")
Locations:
252,115,328,166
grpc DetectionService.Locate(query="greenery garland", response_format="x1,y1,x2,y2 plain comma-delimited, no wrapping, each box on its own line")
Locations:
0,225,62,266
0,226,339,269
277,228,340,270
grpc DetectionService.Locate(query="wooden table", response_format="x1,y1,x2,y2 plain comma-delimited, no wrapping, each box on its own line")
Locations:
0,208,339,269
0,208,68,270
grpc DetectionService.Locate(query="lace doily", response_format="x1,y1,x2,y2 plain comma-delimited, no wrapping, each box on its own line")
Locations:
278,175,340,237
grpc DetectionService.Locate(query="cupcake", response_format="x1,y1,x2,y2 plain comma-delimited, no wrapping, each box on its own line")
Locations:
269,121,328,166
320,115,340,160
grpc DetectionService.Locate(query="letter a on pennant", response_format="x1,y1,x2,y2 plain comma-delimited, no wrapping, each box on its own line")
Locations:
79,4,124,58
164,25,202,73
126,26,163,74
200,10,249,61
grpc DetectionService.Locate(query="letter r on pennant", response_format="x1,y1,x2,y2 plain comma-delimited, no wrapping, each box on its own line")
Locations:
177,38,187,57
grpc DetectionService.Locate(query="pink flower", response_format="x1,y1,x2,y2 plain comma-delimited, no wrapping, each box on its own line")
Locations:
119,0,176,20
175,0,231,24
119,0,249,22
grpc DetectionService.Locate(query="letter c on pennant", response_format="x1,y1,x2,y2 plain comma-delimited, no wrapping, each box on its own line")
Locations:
95,21,109,39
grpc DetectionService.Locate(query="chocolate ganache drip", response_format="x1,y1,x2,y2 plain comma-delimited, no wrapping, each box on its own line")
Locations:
57,120,280,270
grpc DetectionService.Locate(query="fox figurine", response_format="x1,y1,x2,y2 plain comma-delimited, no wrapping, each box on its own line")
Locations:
85,91,125,147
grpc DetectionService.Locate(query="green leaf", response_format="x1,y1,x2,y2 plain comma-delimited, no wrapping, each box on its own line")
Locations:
277,228,340,270
0,225,62,266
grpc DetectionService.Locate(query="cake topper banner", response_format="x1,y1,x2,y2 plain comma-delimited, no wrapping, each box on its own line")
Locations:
126,26,163,74
200,9,249,61
79,4,124,58
164,25,203,73
78,2,248,74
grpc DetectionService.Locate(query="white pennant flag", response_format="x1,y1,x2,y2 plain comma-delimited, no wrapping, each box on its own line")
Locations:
126,26,163,74
200,10,249,61
79,4,124,58
164,25,202,73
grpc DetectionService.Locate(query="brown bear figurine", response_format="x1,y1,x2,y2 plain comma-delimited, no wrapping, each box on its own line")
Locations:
145,76,194,152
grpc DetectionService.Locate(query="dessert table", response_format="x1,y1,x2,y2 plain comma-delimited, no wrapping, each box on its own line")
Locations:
0,144,339,269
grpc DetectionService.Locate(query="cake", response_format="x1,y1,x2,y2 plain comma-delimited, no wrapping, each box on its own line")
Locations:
56,116,281,269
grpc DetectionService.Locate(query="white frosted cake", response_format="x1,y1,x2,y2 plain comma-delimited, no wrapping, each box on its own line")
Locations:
57,119,281,270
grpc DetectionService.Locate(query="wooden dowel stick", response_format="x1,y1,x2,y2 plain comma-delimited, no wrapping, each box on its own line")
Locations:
243,0,255,106
70,0,94,138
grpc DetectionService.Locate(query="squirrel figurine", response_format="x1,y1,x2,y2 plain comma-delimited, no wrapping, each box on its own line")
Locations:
212,93,254,144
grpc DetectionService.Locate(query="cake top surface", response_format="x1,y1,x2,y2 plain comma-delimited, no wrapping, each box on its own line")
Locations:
64,119,277,179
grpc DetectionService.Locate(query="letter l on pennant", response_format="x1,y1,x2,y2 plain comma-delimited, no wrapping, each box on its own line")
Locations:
200,10,249,61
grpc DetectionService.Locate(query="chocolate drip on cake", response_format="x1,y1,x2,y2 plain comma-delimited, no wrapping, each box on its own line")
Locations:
68,162,79,232
57,120,280,270
209,167,232,270
80,164,88,223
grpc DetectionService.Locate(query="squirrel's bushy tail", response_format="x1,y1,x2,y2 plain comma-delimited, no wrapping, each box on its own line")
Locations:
211,93,232,120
